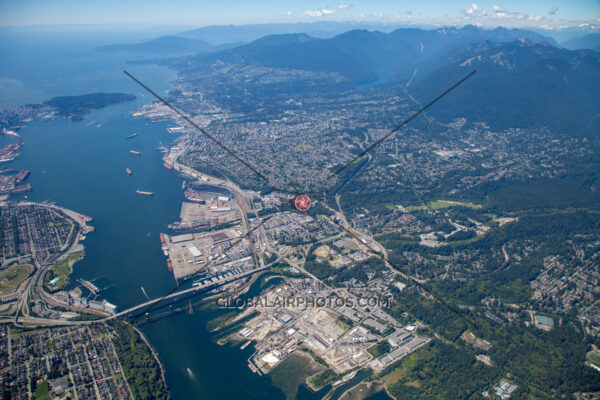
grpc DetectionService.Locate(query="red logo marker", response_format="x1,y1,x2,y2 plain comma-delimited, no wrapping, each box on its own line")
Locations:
294,195,311,211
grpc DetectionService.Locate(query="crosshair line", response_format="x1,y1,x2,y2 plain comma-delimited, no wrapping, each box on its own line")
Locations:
123,70,476,325
123,70,271,184
325,217,477,328
328,70,476,179
130,215,273,322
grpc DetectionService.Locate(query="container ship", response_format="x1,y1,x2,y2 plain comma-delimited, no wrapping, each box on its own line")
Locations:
126,168,132,175
126,133,137,139
129,150,141,155
136,189,153,196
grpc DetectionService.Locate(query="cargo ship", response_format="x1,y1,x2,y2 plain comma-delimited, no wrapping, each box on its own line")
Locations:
163,162,173,170
10,184,31,194
126,168,132,175
184,188,207,203
129,150,141,155
136,189,153,196
126,133,137,139
159,233,165,243
13,170,29,184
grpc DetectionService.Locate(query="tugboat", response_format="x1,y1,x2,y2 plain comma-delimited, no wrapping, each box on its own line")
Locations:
126,168,132,175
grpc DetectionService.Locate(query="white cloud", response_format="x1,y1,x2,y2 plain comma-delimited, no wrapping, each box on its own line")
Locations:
287,11,292,16
463,3,487,18
304,8,336,17
338,4,352,10
492,5,529,20
549,7,558,15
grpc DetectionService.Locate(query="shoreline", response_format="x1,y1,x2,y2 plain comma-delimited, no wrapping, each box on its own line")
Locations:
131,323,169,390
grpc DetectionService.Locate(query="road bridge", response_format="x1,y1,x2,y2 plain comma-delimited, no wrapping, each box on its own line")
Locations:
103,266,268,321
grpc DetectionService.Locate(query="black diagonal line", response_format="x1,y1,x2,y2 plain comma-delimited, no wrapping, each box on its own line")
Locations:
130,215,273,322
123,70,271,184
326,218,477,328
328,70,476,180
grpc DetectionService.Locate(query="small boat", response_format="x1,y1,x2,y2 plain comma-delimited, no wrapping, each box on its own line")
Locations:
129,150,141,155
126,168,132,175
126,133,137,139
136,189,153,196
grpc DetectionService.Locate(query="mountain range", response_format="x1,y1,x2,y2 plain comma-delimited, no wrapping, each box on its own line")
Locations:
149,24,599,136
167,25,557,81
411,39,600,134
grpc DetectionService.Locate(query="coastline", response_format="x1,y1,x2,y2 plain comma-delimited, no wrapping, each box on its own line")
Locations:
132,323,168,389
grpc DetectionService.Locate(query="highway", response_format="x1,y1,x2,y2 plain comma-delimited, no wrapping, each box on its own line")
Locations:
11,203,88,325
0,266,270,327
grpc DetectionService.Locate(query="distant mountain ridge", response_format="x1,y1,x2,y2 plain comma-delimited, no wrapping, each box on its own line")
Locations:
561,33,600,51
166,25,556,83
178,22,556,46
178,21,405,44
97,36,232,56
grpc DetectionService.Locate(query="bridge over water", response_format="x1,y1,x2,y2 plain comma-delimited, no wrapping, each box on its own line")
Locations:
103,266,268,322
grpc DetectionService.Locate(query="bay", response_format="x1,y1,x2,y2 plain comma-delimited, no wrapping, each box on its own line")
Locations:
1,32,286,399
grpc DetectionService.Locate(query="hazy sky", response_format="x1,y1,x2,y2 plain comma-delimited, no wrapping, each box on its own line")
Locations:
1,0,599,29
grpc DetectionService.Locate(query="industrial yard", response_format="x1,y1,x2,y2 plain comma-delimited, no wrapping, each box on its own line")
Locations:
226,278,428,377
161,227,252,281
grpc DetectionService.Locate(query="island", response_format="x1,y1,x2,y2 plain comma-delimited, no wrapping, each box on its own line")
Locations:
43,92,136,121
0,92,136,131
